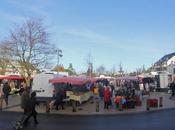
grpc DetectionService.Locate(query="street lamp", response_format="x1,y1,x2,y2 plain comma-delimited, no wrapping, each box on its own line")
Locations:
56,48,63,69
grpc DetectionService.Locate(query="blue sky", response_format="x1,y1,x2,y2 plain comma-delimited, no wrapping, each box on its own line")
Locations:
0,0,175,73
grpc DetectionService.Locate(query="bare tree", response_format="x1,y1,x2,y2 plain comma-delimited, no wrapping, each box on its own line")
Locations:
64,63,77,76
0,47,11,75
110,65,116,76
96,65,106,75
86,53,93,77
0,18,54,86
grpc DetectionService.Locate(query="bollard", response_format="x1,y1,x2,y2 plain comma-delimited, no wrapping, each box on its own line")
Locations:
146,99,150,111
72,100,76,112
119,99,123,111
96,99,99,112
46,101,50,113
0,98,3,111
159,97,163,107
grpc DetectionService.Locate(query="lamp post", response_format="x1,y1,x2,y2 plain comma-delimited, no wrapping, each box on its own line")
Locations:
56,49,63,74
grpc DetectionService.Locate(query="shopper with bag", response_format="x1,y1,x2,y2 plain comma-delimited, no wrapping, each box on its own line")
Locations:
3,82,11,106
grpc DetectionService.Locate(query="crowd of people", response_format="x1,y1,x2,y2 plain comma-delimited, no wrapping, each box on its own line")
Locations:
92,79,116,109
92,78,146,110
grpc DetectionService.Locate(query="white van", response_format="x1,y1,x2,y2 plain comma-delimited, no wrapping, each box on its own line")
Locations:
32,72,69,102
32,72,57,102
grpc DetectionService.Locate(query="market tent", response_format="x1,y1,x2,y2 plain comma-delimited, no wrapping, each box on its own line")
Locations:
90,77,99,83
138,77,154,83
49,76,90,85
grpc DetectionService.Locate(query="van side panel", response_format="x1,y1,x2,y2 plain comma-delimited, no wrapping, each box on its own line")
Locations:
32,73,54,102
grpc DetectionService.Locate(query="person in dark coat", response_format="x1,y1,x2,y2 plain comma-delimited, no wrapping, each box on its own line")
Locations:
21,86,30,114
2,82,11,106
18,82,25,96
54,88,65,110
99,83,104,99
25,91,38,124
170,81,175,98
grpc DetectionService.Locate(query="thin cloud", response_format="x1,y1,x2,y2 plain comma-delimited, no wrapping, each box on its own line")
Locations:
7,0,50,17
0,11,25,23
63,28,162,53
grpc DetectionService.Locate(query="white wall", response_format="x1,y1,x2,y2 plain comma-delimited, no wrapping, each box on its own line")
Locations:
167,56,175,66
159,73,169,88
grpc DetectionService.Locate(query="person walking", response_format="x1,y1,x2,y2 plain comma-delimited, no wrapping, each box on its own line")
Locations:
21,85,30,114
93,83,99,99
54,88,65,110
25,91,38,124
3,82,11,106
104,87,111,109
170,80,175,99
99,83,104,99
18,82,25,96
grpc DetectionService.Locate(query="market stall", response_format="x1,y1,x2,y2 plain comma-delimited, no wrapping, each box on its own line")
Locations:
49,76,92,104
116,76,139,89
115,76,142,109
0,75,31,95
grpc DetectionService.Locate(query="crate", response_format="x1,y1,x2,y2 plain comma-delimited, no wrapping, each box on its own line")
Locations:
127,100,135,109
147,99,158,108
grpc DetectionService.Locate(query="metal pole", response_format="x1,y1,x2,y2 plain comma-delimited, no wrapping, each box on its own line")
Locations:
72,100,76,112
96,98,99,112
57,49,60,75
159,97,163,107
56,48,62,75
57,49,59,67
146,99,150,111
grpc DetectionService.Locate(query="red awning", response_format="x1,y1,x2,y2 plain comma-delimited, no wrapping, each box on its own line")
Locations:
90,77,99,83
49,76,89,85
0,75,26,80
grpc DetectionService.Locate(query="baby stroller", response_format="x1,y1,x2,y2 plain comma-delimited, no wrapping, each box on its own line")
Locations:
12,112,31,130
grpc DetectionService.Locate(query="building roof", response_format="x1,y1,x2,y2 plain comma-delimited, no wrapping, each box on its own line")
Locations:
154,52,175,66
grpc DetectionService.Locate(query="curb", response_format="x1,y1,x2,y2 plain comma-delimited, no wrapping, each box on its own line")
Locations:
44,107,175,117
2,104,20,110
2,107,175,117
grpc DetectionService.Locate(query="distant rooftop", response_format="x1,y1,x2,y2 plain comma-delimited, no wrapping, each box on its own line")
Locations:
155,52,175,66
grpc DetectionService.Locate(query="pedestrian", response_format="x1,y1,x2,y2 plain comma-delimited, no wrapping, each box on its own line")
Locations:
54,88,65,110
21,85,30,114
93,83,99,99
104,87,111,109
99,82,104,99
3,82,11,106
170,81,175,99
25,91,38,124
145,83,150,92
0,83,4,110
109,81,115,94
